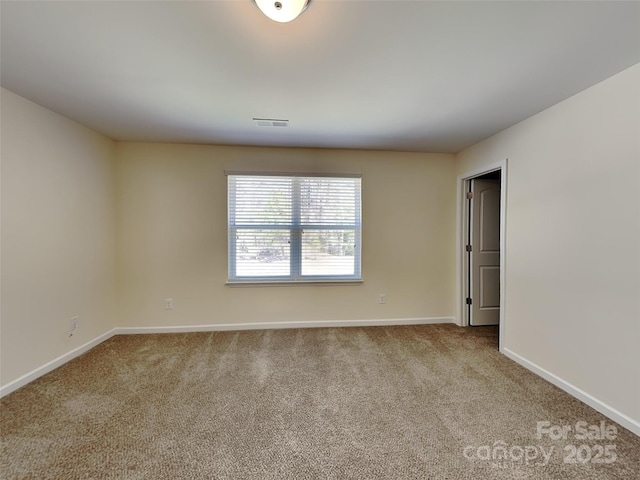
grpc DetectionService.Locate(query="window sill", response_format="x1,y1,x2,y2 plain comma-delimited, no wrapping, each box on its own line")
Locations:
226,279,363,287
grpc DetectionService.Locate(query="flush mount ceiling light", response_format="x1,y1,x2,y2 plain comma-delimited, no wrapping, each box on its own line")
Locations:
253,0,311,23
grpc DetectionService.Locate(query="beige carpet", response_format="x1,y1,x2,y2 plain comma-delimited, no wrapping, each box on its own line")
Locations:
1,324,639,479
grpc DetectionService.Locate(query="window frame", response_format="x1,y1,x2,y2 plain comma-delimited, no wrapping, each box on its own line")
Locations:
227,172,362,284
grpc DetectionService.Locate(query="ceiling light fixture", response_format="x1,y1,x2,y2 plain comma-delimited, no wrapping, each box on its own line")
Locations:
253,0,311,23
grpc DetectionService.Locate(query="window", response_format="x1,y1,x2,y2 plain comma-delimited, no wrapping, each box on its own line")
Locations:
227,173,361,282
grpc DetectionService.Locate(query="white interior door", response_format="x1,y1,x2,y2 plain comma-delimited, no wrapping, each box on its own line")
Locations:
470,179,501,326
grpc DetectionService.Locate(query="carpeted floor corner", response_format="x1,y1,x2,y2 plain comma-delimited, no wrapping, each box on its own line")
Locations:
1,324,639,479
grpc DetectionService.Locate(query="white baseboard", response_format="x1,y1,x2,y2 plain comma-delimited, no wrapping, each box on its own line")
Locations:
4,320,637,438
502,347,640,437
115,317,456,334
0,318,454,398
0,328,118,398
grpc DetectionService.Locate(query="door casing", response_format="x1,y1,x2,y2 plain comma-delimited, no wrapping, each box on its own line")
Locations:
455,159,507,351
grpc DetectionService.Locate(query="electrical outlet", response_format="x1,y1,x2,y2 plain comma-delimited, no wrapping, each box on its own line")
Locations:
164,298,173,310
69,316,79,337
379,294,386,304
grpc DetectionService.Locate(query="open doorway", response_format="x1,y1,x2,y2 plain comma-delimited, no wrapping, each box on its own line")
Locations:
467,171,501,326
456,160,507,351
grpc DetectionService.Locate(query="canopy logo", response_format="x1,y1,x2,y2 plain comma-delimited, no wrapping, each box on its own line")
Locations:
463,420,619,469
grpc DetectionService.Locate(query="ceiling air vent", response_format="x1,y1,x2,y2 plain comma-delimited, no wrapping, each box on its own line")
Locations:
253,118,289,127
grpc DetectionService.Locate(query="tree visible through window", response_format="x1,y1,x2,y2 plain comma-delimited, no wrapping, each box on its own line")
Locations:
227,174,361,281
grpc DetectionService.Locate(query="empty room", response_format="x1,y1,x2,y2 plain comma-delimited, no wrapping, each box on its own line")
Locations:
1,1,639,478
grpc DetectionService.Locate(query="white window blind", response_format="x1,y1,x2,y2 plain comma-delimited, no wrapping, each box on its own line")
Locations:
228,174,361,282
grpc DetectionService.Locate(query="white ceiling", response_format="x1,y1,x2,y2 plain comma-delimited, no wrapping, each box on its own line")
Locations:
1,0,639,153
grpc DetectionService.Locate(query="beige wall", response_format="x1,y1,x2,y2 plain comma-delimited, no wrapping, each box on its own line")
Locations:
115,143,456,328
1,88,117,386
456,64,640,425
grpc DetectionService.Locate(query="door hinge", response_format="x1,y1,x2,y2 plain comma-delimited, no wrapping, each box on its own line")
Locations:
466,245,472,252
466,297,472,305
466,191,473,199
